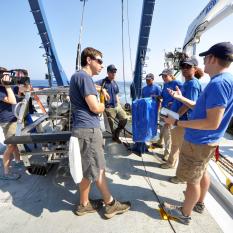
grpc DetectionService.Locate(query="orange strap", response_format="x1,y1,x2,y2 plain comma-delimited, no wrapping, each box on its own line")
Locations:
215,145,220,162
30,87,46,113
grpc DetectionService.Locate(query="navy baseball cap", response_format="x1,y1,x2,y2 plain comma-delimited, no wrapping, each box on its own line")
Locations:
107,64,117,72
146,73,154,80
182,57,198,66
159,68,173,76
199,42,233,61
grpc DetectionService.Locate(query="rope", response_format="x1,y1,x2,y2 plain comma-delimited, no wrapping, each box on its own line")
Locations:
140,154,177,233
121,0,128,104
75,0,87,71
106,112,176,231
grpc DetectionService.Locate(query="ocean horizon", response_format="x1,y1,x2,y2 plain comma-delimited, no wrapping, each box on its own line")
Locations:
30,80,208,104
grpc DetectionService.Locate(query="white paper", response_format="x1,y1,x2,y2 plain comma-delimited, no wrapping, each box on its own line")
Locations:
160,107,179,120
68,136,83,184
160,107,179,128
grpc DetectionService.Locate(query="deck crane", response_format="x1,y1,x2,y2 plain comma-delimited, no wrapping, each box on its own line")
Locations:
28,0,69,86
164,0,233,72
183,0,233,55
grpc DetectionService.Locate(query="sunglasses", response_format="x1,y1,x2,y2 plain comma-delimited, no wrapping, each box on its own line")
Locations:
180,64,193,69
109,70,117,73
92,57,103,65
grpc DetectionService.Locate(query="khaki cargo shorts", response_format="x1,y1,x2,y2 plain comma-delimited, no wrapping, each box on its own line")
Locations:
105,104,127,122
171,126,184,147
176,140,217,184
0,121,17,139
72,128,106,182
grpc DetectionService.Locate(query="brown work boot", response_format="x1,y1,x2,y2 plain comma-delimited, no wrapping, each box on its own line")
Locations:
162,152,169,161
104,199,131,219
169,176,185,184
112,128,121,143
160,163,174,169
75,199,103,216
151,142,163,149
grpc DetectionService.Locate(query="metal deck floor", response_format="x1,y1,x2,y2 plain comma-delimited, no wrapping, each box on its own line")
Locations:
0,137,231,233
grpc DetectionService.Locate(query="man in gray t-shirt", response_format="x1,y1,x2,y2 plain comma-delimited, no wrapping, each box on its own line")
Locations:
69,47,131,219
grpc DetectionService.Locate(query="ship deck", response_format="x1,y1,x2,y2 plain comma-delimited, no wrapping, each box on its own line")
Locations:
0,136,232,233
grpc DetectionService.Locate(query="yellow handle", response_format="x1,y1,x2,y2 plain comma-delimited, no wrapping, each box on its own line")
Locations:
100,92,105,104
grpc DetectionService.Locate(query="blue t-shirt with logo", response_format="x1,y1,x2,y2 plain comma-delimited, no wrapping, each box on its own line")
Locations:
171,78,201,120
185,72,233,144
161,80,183,108
69,70,100,129
182,77,202,119
142,84,162,98
0,86,16,123
96,78,119,108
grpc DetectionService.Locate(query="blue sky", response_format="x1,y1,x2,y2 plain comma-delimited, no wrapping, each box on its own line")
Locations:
1,0,233,83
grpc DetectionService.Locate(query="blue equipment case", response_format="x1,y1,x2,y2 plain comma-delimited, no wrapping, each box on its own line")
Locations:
132,98,158,142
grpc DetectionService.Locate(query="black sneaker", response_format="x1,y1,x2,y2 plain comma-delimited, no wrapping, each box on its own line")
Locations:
152,142,163,149
104,199,131,219
193,202,205,214
74,199,103,216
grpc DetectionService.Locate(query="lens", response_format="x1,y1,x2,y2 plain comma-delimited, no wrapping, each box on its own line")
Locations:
93,57,103,65
180,64,193,69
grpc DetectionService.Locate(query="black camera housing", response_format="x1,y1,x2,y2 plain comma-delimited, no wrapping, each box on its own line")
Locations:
0,69,30,85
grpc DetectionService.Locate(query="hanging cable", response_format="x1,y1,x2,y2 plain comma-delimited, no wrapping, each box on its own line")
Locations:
121,0,128,104
75,0,87,71
126,0,138,100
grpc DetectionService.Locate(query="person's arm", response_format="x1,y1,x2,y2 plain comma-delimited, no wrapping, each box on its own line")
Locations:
164,106,225,130
4,86,17,104
177,105,189,116
1,75,16,104
85,94,105,114
95,84,110,101
167,86,196,109
116,94,120,104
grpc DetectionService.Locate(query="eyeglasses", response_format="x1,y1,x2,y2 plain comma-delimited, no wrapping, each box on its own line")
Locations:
161,74,168,78
109,70,117,74
92,57,103,65
180,64,193,69
203,54,212,62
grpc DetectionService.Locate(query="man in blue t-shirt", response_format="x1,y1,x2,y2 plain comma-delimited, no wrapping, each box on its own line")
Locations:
154,68,182,159
0,68,21,180
70,47,130,218
163,42,233,224
142,73,162,98
160,58,202,175
95,65,127,143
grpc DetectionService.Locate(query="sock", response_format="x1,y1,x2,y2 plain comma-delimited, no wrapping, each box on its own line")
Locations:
108,199,115,206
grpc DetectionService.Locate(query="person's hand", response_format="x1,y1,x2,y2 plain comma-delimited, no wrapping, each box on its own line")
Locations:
1,73,11,87
102,89,110,101
167,101,173,108
162,115,176,125
167,86,182,100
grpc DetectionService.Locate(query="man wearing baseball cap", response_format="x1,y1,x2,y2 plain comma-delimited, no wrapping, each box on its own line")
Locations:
96,64,127,143
162,42,233,224
142,73,161,98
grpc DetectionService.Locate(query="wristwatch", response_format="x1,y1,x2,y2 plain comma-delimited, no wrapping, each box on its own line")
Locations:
174,119,179,126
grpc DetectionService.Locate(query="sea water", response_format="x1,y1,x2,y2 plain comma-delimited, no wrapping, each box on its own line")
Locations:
31,80,208,104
